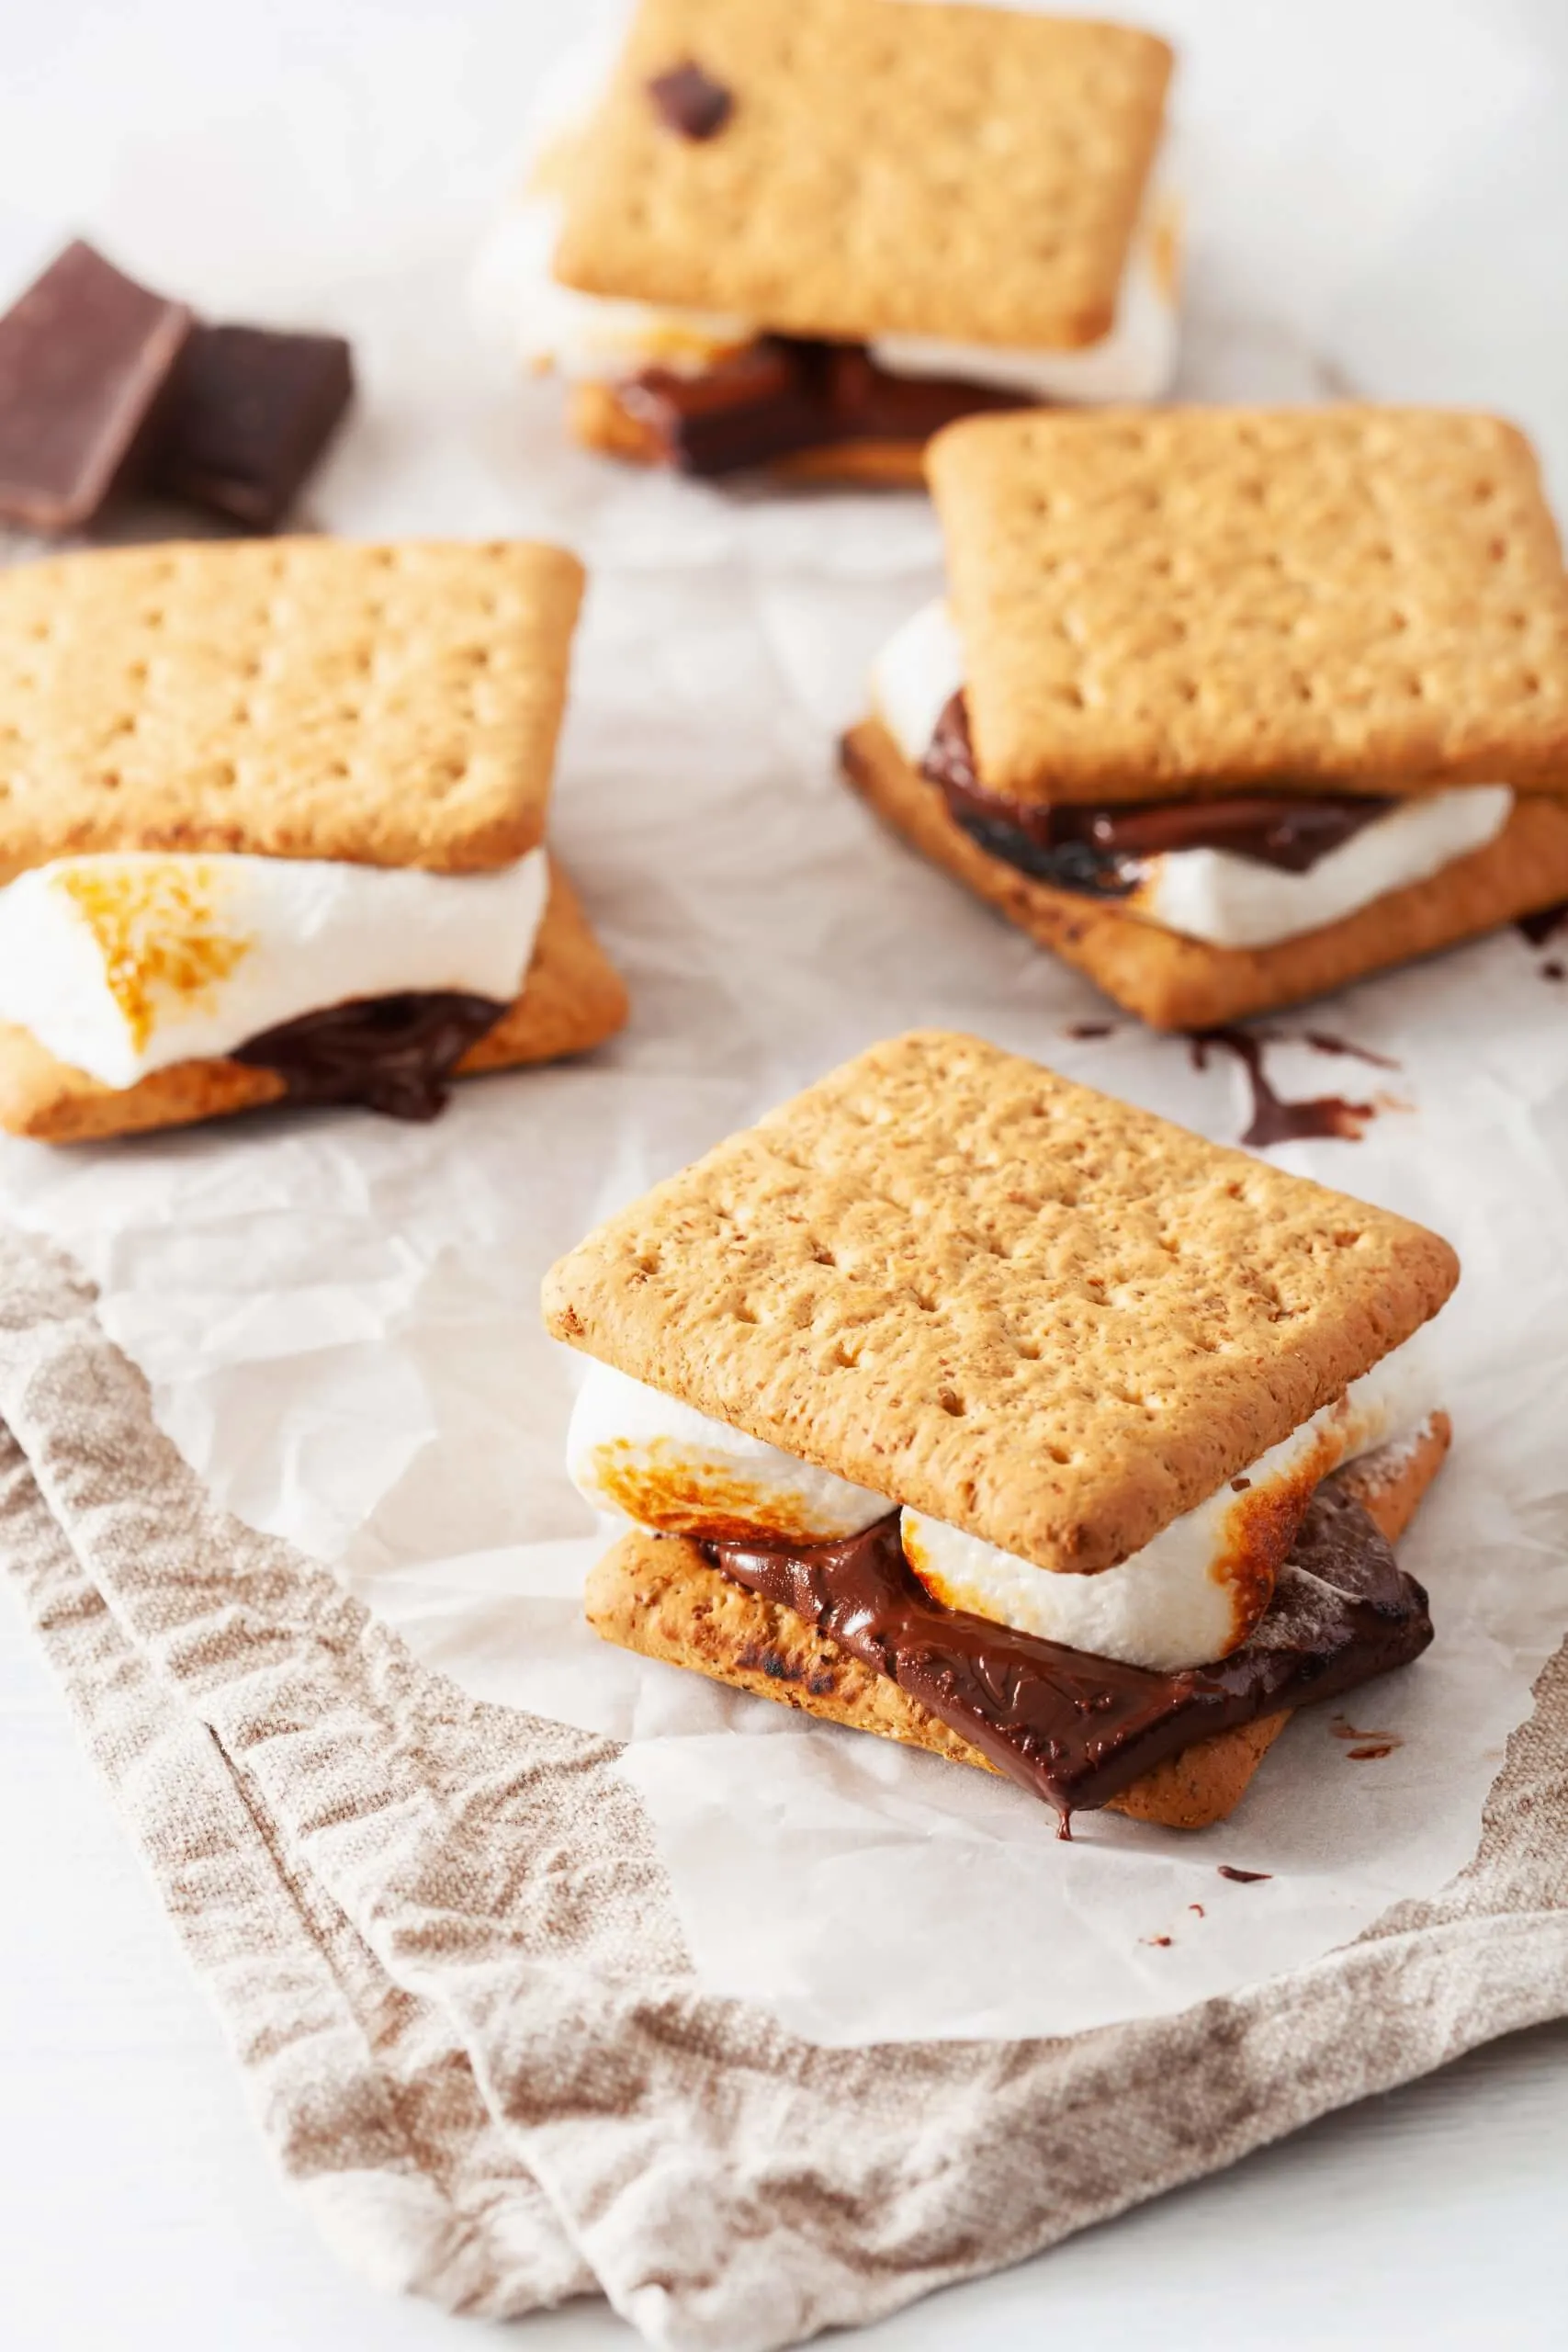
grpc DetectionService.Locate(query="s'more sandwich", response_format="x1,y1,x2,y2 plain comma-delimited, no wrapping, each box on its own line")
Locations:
0,538,627,1142
845,405,1568,1029
546,1032,1458,1833
479,0,1179,484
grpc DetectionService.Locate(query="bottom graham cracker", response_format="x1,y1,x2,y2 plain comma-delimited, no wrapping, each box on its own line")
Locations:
585,1416,1450,1833
0,857,628,1144
842,718,1568,1031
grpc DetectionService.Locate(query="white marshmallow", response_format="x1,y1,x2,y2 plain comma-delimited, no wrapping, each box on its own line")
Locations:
568,1359,890,1542
871,599,1516,951
869,192,1180,405
0,847,549,1091
901,1338,1440,1674
474,195,755,384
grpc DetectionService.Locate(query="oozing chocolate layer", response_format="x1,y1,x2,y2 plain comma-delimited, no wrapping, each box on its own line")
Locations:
922,694,1396,894
233,990,506,1121
619,338,1025,476
705,1481,1431,1825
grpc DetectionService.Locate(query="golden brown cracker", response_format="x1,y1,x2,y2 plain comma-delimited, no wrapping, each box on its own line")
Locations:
0,537,585,878
926,406,1568,801
843,716,1568,1029
557,0,1171,350
546,1031,1456,1577
0,859,626,1144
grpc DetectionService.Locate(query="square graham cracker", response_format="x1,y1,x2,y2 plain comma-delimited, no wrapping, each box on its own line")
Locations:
544,1032,1457,1576
927,405,1568,804
843,715,1568,1029
555,0,1171,351
0,537,585,881
0,859,627,1144
583,1417,1450,1831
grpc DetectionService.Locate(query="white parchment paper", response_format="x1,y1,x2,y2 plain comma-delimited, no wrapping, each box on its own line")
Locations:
1,0,1566,2046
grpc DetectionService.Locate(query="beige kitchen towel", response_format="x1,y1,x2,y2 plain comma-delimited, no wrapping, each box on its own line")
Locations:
2,1227,1566,2351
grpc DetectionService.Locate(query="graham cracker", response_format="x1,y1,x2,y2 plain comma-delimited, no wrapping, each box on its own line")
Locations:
926,406,1568,803
569,382,929,484
556,0,1172,351
582,1421,1444,1830
0,859,627,1144
545,1032,1457,1577
842,715,1568,1029
0,537,585,880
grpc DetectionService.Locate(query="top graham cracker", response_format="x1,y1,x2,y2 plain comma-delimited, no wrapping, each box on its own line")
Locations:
0,537,585,879
927,404,1568,803
544,1031,1458,1577
555,0,1172,351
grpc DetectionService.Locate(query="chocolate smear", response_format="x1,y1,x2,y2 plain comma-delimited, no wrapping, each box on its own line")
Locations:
1217,1866,1272,1884
1304,1030,1401,1071
647,61,735,141
704,1480,1431,1829
0,240,192,531
1189,1027,1377,1148
233,990,505,1121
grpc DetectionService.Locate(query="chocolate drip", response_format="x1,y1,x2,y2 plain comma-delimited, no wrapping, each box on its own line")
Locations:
1189,1027,1376,1148
705,1483,1431,1826
620,338,1025,477
924,693,1396,891
1518,900,1568,947
233,990,506,1121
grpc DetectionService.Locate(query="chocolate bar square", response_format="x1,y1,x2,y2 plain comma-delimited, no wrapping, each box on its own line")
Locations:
0,242,192,532
149,323,355,529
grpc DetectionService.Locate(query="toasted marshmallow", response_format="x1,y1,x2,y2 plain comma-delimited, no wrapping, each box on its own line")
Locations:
901,1337,1439,1673
568,1359,889,1543
0,847,548,1091
871,600,1515,951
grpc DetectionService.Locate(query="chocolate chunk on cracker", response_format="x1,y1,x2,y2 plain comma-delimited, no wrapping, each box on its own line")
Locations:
647,60,734,141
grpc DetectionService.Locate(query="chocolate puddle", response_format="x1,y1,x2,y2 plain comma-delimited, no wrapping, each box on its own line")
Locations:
922,695,1394,888
620,339,1025,476
1189,1027,1377,1148
704,1483,1431,1829
234,989,506,1120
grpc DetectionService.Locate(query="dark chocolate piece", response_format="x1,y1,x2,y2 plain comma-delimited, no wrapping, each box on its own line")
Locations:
647,61,735,141
621,336,1025,476
149,323,354,529
1188,1028,1377,1149
0,241,192,531
923,693,1396,892
705,1481,1432,1826
233,990,505,1121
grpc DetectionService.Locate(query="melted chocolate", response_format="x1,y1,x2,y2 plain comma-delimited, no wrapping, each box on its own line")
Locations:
1217,1866,1271,1883
620,338,1025,477
647,61,734,141
1303,1030,1401,1071
1190,1027,1376,1148
1517,900,1568,947
705,1482,1431,1827
233,990,506,1120
924,694,1395,891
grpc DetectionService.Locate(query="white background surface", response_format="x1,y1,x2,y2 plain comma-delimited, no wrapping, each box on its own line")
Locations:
3,2,1568,2345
